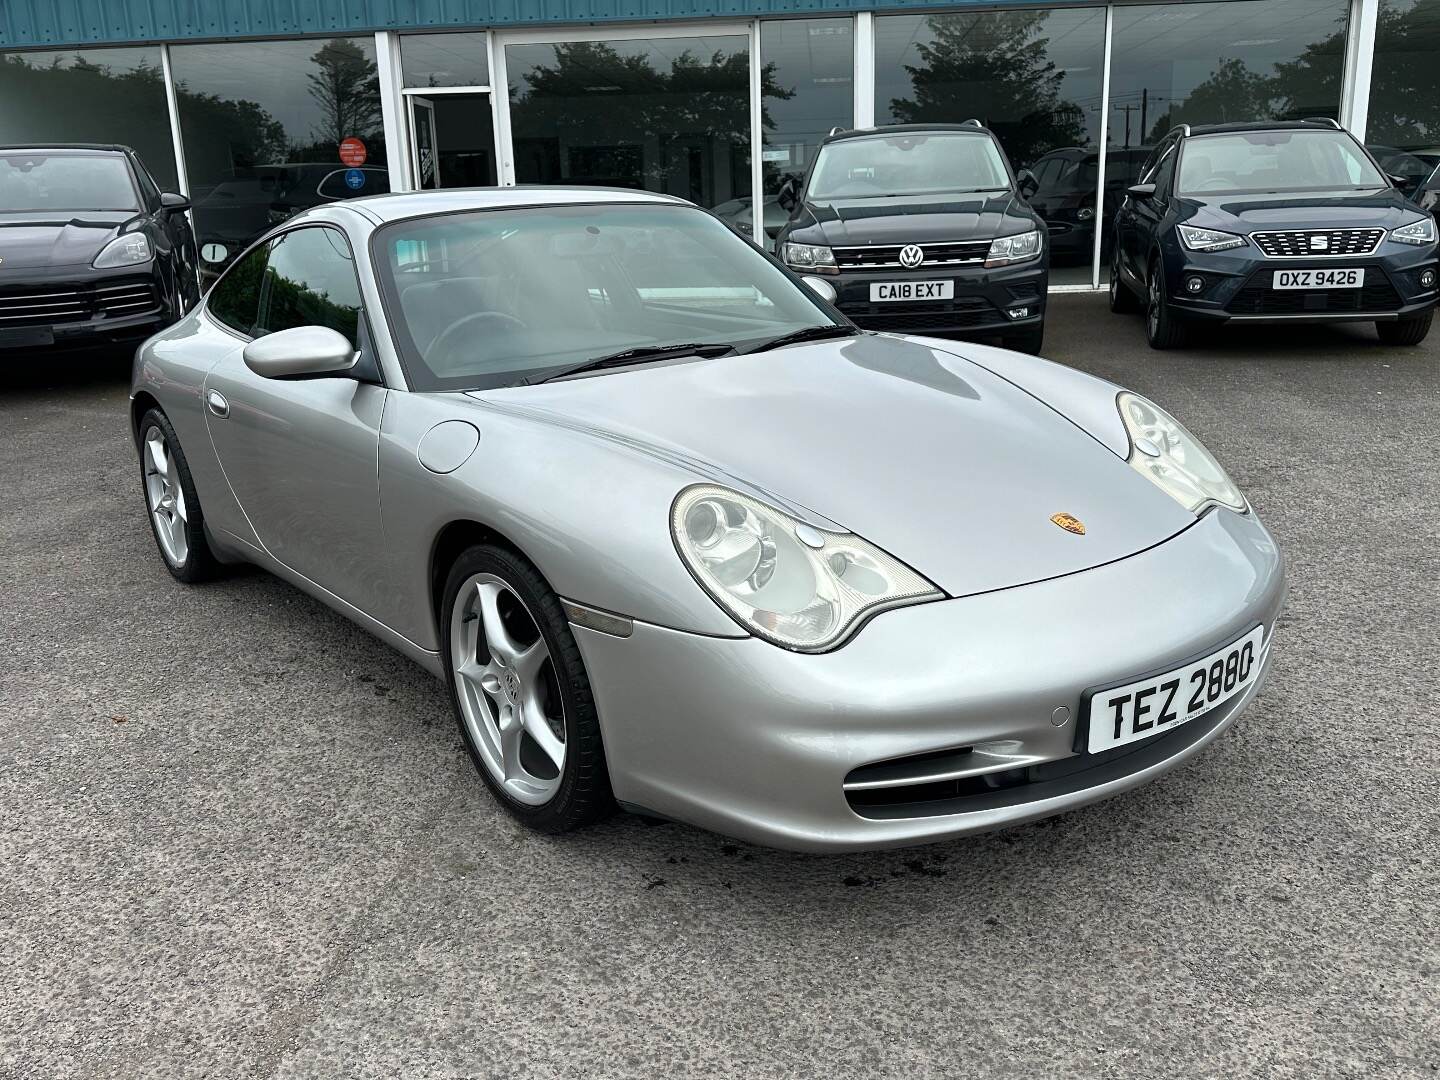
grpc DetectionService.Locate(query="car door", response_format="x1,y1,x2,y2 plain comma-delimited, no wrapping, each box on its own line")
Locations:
1120,137,1176,282
202,224,389,609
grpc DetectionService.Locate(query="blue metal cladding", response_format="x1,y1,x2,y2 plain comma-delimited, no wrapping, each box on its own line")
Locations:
0,0,1062,50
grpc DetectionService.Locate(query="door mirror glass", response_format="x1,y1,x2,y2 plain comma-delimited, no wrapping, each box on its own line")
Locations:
160,191,191,212
800,275,837,304
243,326,357,379
1127,183,1157,199
777,175,801,212
1016,168,1040,198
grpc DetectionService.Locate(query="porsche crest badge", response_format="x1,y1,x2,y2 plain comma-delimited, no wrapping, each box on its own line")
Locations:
1050,512,1086,535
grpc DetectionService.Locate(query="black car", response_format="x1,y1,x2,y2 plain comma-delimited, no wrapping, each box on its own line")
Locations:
1110,120,1438,349
774,123,1049,353
0,144,199,354
1025,146,1150,266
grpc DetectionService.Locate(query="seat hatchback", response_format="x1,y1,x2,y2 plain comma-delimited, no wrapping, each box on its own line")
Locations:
1110,120,1437,349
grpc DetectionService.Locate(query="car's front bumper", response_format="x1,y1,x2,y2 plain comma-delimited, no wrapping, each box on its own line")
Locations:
823,258,1048,337
0,267,170,351
1161,240,1438,325
573,508,1286,852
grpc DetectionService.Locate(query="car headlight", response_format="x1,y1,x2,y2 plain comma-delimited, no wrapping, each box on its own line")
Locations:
1117,393,1246,515
671,484,941,651
985,230,1042,267
92,233,153,268
1176,225,1247,253
1391,216,1436,246
782,242,837,273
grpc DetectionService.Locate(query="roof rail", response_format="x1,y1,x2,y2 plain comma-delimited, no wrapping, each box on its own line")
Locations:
827,125,847,137
962,118,983,128
1168,123,1191,138
1302,116,1343,129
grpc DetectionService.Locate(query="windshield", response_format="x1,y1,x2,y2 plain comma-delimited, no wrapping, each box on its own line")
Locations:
1177,130,1387,196
807,133,1011,200
0,152,139,212
374,203,840,392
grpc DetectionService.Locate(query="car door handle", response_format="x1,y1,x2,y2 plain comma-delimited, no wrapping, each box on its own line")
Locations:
206,390,230,418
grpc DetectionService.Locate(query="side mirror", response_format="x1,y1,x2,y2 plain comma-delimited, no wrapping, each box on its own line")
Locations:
1127,183,1157,199
1389,172,1419,192
1016,169,1039,198
800,275,837,304
160,191,191,212
777,176,800,213
243,326,357,380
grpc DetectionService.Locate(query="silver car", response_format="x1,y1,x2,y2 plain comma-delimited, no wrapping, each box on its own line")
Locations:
130,188,1285,852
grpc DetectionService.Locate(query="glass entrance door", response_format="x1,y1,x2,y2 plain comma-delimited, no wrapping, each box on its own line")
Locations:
410,97,440,189
408,93,498,189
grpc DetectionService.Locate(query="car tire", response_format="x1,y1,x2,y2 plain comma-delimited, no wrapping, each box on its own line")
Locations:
1109,251,1140,314
1376,308,1433,346
138,408,219,583
1004,323,1045,354
441,543,613,834
1145,257,1189,350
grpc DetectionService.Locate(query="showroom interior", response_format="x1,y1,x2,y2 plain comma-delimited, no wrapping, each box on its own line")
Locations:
0,0,1434,289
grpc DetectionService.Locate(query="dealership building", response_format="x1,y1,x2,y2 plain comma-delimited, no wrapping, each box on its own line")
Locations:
2,0,1434,288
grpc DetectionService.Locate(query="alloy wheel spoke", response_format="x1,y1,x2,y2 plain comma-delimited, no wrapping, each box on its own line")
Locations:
146,434,169,478
511,636,548,685
475,581,523,665
498,705,524,779
173,485,188,522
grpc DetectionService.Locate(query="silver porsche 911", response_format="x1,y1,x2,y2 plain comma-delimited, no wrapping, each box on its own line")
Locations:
130,187,1285,852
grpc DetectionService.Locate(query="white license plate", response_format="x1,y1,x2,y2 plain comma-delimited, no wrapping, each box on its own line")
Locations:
1272,268,1364,289
870,281,954,302
1085,625,1266,754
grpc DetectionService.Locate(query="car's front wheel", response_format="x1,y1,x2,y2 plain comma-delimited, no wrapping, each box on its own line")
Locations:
442,544,612,833
1376,308,1433,346
138,408,218,583
1145,258,1189,350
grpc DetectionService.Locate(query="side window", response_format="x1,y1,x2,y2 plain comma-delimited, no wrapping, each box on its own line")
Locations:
206,241,270,336
130,155,161,208
256,227,364,347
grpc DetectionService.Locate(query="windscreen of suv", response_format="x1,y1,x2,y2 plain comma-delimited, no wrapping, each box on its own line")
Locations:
807,134,1010,200
0,153,139,212
1177,131,1386,196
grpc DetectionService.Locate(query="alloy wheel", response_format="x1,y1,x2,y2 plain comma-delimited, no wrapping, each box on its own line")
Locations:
143,427,189,566
1147,269,1162,338
449,573,567,805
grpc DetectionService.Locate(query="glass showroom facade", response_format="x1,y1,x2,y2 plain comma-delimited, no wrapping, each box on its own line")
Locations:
0,0,1432,288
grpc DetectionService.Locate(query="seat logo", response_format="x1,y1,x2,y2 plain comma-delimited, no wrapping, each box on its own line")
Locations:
1310,235,1329,251
1050,512,1086,535
899,244,925,268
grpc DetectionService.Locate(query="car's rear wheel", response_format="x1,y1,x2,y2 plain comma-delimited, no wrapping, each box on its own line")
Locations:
1145,257,1189,350
1110,249,1140,313
1004,322,1045,354
1376,308,1433,346
441,544,612,833
138,408,218,583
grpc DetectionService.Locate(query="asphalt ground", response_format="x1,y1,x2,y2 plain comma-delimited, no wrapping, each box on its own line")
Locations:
2,295,1437,1078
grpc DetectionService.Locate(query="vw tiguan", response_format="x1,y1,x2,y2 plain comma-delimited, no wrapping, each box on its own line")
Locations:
1110,119,1437,349
775,124,1049,353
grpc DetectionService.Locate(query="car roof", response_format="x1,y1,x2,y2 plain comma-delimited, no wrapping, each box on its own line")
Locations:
337,185,690,223
820,123,997,145
1184,120,1347,138
0,143,132,154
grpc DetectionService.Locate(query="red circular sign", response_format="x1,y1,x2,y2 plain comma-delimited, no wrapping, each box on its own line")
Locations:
339,137,367,166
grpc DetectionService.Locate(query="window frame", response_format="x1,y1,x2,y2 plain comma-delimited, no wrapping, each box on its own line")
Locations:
254,223,369,347
203,236,273,340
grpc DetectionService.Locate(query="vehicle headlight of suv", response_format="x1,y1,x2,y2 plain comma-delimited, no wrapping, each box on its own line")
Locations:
782,242,838,274
984,230,1042,268
672,484,941,651
1117,392,1246,515
92,232,153,269
1177,225,1248,252
1391,216,1436,246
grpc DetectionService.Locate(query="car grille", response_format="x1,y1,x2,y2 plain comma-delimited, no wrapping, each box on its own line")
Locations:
1225,268,1403,315
0,279,158,326
844,295,998,332
1251,228,1384,258
833,240,991,270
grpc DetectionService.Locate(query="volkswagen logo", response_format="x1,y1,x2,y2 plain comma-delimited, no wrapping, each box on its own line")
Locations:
898,244,925,268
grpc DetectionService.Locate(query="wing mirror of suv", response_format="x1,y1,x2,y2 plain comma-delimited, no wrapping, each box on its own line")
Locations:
777,175,801,213
1016,169,1040,198
1389,172,1419,193
800,275,838,304
1127,183,1157,199
243,326,358,380
159,191,191,212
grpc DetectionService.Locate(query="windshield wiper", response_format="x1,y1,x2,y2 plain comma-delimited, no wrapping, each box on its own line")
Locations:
524,342,736,385
739,323,859,354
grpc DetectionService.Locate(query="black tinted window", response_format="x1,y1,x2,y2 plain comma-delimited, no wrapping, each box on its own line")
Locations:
207,242,269,335
257,227,364,347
